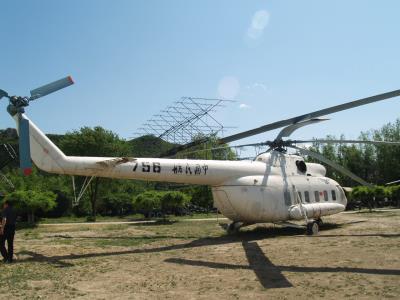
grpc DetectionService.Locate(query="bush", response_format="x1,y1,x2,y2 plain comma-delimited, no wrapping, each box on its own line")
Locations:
132,190,191,218
160,191,191,215
132,191,163,218
350,185,394,210
99,193,133,216
388,185,400,207
188,186,213,210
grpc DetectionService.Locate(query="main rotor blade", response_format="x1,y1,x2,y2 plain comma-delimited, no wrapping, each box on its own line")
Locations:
30,76,74,100
289,145,372,187
161,89,400,157
291,139,400,146
386,179,400,185
172,142,268,157
18,115,32,176
220,89,400,144
275,118,329,140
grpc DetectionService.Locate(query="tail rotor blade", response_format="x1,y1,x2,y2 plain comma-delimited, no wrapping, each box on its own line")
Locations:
18,116,32,176
30,76,74,100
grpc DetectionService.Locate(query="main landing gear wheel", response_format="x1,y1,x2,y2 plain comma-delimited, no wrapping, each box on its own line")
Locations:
306,221,319,235
227,222,243,234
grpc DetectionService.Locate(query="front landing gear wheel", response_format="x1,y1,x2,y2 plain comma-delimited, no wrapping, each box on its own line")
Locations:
316,218,323,227
306,221,319,235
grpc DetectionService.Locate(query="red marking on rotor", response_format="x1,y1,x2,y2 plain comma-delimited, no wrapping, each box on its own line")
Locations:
68,76,74,84
23,168,32,176
320,192,323,196
43,148,49,154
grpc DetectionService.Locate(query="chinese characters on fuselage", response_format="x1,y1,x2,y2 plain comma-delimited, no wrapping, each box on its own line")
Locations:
132,161,209,176
172,163,208,175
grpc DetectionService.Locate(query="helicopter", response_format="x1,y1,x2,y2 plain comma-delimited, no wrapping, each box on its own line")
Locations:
0,77,399,235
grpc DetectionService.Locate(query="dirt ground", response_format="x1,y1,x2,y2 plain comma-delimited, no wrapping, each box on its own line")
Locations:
0,210,399,300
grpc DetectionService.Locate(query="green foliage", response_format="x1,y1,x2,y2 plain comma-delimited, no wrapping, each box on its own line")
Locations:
160,191,190,212
349,185,398,210
308,119,400,186
177,134,236,160
60,126,130,157
132,190,191,217
132,191,162,214
188,186,213,209
351,186,374,200
129,135,175,157
4,190,56,222
388,185,400,207
100,192,132,216
60,126,131,219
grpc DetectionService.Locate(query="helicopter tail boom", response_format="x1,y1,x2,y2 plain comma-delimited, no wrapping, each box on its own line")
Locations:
13,114,265,186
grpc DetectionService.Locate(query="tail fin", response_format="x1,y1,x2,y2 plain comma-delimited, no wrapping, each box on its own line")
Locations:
14,114,68,174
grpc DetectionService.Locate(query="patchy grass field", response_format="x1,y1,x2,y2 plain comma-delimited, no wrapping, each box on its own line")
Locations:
1,210,399,299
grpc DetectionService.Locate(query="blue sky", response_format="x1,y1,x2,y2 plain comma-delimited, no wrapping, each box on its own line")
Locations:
1,1,399,149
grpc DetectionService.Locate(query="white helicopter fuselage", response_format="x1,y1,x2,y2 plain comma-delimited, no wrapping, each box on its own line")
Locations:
18,114,347,224
212,153,347,223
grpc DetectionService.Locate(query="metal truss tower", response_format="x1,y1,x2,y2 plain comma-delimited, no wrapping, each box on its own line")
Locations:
134,97,236,144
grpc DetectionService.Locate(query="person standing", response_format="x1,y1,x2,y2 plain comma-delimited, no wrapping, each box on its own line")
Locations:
0,200,16,263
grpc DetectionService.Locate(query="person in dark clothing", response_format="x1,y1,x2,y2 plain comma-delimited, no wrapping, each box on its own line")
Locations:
0,200,16,263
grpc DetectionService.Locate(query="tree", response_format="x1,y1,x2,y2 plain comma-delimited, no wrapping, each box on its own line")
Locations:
4,190,56,223
60,126,130,220
176,134,236,160
100,192,132,216
350,186,375,211
308,119,400,187
389,185,400,207
374,119,400,184
132,191,163,218
187,185,213,211
160,191,190,215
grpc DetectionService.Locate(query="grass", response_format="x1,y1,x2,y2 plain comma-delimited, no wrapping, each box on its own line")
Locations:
93,236,162,247
39,212,223,225
39,214,143,224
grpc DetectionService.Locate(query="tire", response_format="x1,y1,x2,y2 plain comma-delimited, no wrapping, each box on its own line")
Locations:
227,222,241,235
307,221,319,235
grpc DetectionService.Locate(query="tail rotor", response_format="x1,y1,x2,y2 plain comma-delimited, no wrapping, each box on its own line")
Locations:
1,76,75,175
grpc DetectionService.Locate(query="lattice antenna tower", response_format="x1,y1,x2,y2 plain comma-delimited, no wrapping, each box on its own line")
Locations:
134,97,236,144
